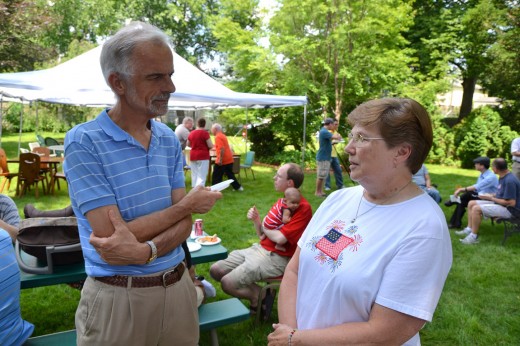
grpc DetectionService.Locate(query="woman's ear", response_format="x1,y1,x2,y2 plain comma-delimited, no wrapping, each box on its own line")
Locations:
395,143,412,164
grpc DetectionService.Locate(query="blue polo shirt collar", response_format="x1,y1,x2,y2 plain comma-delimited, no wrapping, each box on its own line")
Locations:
96,109,168,150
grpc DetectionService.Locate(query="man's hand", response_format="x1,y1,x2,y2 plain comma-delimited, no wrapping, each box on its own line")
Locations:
247,205,264,238
478,193,494,201
90,210,149,265
180,186,223,214
247,205,261,222
454,187,465,196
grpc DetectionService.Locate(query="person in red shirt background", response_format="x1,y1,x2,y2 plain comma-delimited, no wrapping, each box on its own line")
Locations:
209,163,312,317
210,123,243,191
187,118,213,187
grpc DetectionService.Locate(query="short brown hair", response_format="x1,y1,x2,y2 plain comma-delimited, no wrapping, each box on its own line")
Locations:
286,163,304,188
347,98,433,174
492,158,507,171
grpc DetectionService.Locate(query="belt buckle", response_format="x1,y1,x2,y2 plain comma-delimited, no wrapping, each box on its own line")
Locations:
162,267,179,288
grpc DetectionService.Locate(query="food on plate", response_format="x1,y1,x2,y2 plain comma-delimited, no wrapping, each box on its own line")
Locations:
199,234,219,243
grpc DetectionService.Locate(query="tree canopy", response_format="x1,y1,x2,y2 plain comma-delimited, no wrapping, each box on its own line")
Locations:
0,0,517,165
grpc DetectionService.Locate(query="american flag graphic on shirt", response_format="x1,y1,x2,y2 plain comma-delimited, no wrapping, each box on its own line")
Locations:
316,228,354,260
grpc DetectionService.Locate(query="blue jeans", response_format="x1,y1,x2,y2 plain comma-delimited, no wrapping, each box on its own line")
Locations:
419,185,442,203
325,157,343,189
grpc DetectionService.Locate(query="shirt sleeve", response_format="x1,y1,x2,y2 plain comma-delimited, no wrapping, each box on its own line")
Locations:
474,171,497,192
511,138,520,153
214,135,223,162
279,200,312,245
500,175,520,200
0,196,20,227
321,128,333,140
376,236,452,322
65,140,117,215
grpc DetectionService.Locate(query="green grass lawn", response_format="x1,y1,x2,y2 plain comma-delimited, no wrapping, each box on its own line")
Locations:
2,133,519,345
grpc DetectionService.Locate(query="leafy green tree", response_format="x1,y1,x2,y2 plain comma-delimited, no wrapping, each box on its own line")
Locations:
0,0,56,72
115,0,220,67
209,0,278,92
481,2,520,130
269,0,416,124
43,0,118,55
407,0,507,123
454,106,517,168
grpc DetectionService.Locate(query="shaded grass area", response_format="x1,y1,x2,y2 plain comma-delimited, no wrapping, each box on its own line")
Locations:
2,132,518,344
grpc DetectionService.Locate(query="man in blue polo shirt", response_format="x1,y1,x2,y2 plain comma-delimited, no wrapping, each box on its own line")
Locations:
64,22,221,346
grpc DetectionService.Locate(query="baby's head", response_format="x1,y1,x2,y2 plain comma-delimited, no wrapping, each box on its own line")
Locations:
284,187,301,211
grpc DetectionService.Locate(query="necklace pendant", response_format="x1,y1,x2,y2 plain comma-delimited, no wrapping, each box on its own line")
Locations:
351,219,356,224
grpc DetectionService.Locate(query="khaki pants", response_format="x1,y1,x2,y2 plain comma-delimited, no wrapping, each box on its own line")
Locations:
76,267,198,346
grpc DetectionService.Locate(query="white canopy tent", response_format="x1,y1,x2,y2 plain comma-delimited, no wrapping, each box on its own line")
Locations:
0,45,307,109
0,45,308,163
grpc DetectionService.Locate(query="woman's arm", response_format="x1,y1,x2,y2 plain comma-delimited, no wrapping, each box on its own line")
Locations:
269,302,425,346
424,172,432,189
278,247,300,326
206,138,214,150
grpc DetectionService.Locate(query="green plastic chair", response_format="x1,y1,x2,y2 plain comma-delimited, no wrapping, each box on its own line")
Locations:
239,151,255,180
36,134,46,147
44,137,60,146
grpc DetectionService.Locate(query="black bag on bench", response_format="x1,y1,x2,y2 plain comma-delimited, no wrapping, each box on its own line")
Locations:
15,217,83,274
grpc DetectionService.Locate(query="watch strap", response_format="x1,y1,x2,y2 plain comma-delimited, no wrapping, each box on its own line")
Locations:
145,240,158,264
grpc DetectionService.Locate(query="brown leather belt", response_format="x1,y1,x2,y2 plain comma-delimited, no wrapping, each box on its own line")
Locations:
94,263,185,288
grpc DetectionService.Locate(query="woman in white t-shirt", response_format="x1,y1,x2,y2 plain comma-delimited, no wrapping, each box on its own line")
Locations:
268,98,453,346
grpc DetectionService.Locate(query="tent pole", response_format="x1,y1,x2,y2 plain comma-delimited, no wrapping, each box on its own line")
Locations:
245,107,248,153
301,104,307,169
17,103,24,155
35,101,39,135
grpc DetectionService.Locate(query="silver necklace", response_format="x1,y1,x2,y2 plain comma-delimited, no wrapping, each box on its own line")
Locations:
351,181,412,223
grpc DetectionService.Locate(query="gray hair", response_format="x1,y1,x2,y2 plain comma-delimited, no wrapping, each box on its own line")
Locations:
183,117,194,125
212,123,222,132
100,21,172,84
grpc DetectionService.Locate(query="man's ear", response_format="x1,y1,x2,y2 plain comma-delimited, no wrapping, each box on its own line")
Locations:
108,73,126,96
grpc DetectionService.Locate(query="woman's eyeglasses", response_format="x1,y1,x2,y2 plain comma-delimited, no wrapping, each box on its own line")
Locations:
347,132,384,146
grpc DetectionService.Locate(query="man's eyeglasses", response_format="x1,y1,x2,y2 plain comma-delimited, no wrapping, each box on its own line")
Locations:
347,132,384,146
274,173,287,179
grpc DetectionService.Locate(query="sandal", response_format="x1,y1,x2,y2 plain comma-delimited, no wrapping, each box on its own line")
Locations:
261,288,277,321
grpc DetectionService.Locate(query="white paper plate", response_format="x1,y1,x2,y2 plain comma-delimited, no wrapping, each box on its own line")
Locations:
195,236,222,246
187,242,202,252
210,179,234,192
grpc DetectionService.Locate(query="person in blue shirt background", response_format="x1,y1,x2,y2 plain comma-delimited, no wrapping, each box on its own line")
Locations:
315,118,342,197
412,164,442,203
444,156,498,229
0,229,34,345
458,158,520,244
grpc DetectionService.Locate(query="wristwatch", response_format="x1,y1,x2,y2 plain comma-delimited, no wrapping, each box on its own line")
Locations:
145,240,158,264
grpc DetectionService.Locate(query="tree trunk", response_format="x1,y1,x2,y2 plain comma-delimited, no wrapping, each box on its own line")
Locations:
458,76,477,123
176,110,186,125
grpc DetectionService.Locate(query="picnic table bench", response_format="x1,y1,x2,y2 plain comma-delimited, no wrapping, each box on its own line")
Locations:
24,297,250,346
